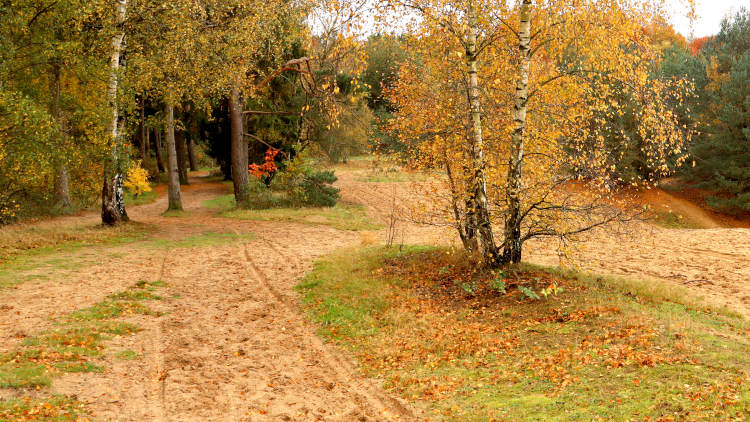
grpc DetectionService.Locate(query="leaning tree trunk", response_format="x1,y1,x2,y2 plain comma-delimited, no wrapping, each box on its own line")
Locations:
153,128,165,172
164,104,183,211
229,85,250,207
50,62,72,209
175,128,189,185
101,0,129,225
465,2,499,264
501,0,532,265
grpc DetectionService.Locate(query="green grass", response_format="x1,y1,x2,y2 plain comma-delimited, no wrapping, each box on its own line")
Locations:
161,209,190,218
652,210,704,229
0,395,89,421
124,189,158,206
202,194,236,210
0,222,151,263
0,362,51,388
147,231,255,249
115,349,140,360
0,222,152,290
355,171,434,183
219,202,382,231
297,246,750,421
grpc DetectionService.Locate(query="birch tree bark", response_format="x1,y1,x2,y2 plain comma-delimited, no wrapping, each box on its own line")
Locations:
466,2,499,264
229,84,251,207
501,0,532,264
101,0,129,225
164,104,183,211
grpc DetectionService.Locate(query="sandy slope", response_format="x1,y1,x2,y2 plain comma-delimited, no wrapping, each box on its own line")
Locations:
336,168,750,317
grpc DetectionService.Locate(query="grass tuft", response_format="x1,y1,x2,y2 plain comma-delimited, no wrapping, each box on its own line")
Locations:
124,189,158,206
0,395,89,421
115,349,140,360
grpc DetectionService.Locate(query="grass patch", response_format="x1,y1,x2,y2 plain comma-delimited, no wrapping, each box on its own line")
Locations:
124,189,158,206
355,170,434,183
0,280,166,391
147,231,254,249
115,349,140,360
0,363,51,388
220,203,381,231
0,222,152,291
0,221,151,263
161,209,190,218
202,194,236,210
0,395,89,421
651,210,704,229
297,247,750,421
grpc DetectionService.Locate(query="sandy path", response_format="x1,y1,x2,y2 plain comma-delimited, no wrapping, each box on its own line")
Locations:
336,169,750,317
1,173,417,421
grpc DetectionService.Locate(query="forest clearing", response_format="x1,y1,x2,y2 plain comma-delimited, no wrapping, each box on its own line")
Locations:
1,165,749,420
2,0,750,420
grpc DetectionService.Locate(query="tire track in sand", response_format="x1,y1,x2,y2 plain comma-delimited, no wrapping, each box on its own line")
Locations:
242,237,416,421
146,250,170,421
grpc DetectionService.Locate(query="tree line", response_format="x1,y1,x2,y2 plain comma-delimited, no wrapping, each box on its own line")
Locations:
0,0,371,224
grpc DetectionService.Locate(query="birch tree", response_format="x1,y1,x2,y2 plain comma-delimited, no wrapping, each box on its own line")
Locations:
385,0,693,266
101,0,129,225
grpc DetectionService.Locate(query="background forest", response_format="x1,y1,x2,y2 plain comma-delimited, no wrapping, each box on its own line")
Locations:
2,2,748,228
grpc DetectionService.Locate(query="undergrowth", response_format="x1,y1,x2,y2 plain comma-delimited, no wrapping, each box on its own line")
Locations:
123,189,157,206
297,247,750,421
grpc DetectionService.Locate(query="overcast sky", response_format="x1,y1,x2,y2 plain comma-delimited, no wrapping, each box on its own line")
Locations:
668,0,747,38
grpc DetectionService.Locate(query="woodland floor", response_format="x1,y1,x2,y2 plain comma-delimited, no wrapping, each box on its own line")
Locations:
1,162,749,420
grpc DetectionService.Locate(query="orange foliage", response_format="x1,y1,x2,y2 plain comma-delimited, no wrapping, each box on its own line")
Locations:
248,148,279,179
689,36,712,55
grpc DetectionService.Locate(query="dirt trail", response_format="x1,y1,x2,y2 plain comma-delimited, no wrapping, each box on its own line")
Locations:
1,173,417,421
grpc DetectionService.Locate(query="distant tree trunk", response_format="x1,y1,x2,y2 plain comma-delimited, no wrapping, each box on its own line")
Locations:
154,128,165,172
101,0,129,225
54,165,72,209
229,85,250,207
186,114,199,171
501,0,532,265
465,2,498,264
164,104,183,211
175,128,189,185
50,62,72,209
138,104,147,161
187,137,198,171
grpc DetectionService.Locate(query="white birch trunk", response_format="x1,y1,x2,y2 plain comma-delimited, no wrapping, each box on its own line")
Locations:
101,0,129,225
466,1,499,264
501,0,532,264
